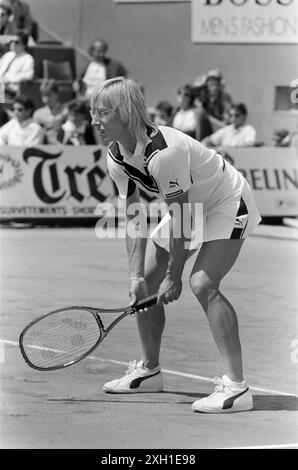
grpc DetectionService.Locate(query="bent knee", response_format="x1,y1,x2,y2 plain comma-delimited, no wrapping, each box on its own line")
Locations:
189,272,219,305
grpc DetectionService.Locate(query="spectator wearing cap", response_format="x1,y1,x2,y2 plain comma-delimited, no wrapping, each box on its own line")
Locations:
192,69,233,140
0,31,34,98
0,0,14,56
0,94,44,146
74,38,128,101
153,100,173,127
171,84,203,139
204,69,233,124
202,103,256,148
33,80,68,144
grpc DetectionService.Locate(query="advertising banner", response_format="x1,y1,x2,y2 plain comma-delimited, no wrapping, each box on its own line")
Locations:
222,146,298,216
191,0,298,44
0,145,115,219
0,145,297,219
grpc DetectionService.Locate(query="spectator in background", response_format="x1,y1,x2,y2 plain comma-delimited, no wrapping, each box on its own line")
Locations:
202,103,256,148
74,38,128,101
33,80,67,144
192,69,233,141
0,0,15,56
8,0,35,40
0,94,44,146
0,32,34,98
153,100,173,126
204,69,233,126
171,84,201,139
57,101,96,146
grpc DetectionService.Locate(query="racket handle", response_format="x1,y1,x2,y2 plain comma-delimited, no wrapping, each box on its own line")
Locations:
133,294,157,312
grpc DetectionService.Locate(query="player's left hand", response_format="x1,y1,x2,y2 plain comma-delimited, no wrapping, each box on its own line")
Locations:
157,275,182,305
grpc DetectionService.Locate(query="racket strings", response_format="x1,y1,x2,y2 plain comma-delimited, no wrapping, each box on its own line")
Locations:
22,309,101,368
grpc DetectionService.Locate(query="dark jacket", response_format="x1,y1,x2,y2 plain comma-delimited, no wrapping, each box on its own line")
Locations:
80,56,128,81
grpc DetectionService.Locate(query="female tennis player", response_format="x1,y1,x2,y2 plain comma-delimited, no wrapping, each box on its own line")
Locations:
90,78,261,413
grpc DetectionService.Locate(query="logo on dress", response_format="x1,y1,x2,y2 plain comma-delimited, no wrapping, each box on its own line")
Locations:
169,178,180,188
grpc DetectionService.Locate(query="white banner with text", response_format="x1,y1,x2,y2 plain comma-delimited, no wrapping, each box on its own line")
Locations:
0,145,297,219
191,0,298,44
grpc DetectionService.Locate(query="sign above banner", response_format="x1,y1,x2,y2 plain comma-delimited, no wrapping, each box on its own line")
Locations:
191,0,298,44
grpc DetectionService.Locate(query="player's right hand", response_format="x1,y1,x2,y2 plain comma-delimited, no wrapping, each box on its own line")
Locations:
129,277,149,310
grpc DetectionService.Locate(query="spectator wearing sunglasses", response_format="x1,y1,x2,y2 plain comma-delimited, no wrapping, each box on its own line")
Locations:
0,31,34,98
0,94,44,146
202,103,256,148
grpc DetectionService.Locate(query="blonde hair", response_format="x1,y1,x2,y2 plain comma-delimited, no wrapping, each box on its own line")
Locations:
90,77,156,142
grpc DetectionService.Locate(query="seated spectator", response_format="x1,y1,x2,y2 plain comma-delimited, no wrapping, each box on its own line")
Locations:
272,128,291,147
0,31,34,98
0,0,15,56
33,79,68,144
171,84,201,139
192,69,233,140
204,69,233,124
0,94,44,146
153,100,173,126
74,38,128,101
202,103,257,148
57,101,96,146
9,0,36,41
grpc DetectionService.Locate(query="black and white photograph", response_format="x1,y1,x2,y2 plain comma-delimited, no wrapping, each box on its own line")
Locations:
0,0,297,455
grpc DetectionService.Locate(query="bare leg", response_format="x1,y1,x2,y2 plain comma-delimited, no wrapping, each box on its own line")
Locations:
189,239,245,382
136,240,169,369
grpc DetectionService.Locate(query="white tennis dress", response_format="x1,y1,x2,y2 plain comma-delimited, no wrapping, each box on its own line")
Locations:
107,125,261,249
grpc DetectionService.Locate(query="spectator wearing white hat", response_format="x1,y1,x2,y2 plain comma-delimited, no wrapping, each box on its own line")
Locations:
204,69,233,125
192,69,233,141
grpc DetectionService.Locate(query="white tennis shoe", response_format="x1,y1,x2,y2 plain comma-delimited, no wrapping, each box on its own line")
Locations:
103,360,163,393
192,375,253,413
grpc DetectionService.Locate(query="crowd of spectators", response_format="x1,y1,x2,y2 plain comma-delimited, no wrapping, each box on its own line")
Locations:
0,4,296,149
152,69,258,150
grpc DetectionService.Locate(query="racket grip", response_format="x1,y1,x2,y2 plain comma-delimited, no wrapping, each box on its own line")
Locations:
134,294,157,311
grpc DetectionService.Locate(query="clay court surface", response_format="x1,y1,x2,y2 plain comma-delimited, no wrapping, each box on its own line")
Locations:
0,223,297,449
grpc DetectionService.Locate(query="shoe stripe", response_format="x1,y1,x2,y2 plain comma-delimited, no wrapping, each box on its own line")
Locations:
129,371,160,389
222,387,249,409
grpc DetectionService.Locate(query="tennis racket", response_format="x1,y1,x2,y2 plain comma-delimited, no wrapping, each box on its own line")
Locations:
19,294,157,371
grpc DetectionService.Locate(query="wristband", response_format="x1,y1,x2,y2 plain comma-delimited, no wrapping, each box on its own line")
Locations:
129,276,145,281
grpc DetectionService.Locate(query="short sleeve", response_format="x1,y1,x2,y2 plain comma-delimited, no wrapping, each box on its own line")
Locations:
147,147,192,199
107,152,130,199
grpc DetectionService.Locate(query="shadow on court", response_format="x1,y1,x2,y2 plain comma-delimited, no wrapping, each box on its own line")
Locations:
253,395,298,411
46,392,298,410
